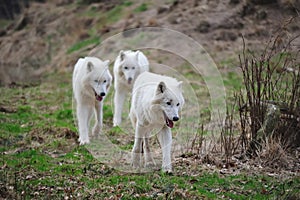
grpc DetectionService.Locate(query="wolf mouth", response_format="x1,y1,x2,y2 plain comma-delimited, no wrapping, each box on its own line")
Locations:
127,77,133,84
163,112,174,128
94,91,103,102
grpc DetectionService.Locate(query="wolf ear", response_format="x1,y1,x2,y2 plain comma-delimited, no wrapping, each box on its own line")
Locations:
106,73,112,90
120,50,125,61
103,60,110,66
135,51,140,61
87,61,94,72
177,81,183,90
156,81,166,95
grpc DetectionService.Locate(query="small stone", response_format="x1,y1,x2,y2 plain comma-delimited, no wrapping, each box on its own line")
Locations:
195,21,210,33
215,31,237,41
167,15,182,24
157,5,170,14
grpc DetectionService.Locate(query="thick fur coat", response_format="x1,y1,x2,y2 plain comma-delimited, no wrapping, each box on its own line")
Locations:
113,50,149,126
129,72,184,172
73,57,112,145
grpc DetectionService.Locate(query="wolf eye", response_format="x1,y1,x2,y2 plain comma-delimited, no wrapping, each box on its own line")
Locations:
94,80,99,83
103,80,107,83
177,103,180,106
166,102,171,105
124,66,128,70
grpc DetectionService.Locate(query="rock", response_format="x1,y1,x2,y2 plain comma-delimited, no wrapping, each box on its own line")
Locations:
167,14,182,24
148,18,158,26
157,5,170,14
195,21,210,33
215,31,238,41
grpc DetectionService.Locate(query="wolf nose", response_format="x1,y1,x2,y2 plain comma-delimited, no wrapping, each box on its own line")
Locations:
100,92,106,97
128,77,133,82
173,116,179,121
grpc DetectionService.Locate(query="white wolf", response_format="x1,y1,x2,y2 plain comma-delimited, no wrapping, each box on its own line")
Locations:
72,57,112,145
129,72,184,173
113,50,149,127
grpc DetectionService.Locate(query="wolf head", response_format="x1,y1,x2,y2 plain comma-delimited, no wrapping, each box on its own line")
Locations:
118,50,142,85
86,59,112,102
152,81,184,128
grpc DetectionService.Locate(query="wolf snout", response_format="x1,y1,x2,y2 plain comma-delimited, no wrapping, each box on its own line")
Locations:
100,92,106,96
128,77,133,84
173,116,179,121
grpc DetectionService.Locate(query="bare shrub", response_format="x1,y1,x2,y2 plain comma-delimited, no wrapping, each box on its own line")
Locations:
238,17,300,157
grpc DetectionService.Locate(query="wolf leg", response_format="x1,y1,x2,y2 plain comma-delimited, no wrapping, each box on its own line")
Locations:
77,104,93,145
131,124,146,169
157,127,172,173
113,87,126,126
144,137,156,168
92,101,103,137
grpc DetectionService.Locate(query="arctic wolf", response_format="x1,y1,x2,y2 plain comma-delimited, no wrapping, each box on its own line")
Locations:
72,57,112,145
130,72,184,172
113,50,149,126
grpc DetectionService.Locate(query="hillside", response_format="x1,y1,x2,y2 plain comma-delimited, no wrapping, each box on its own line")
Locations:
0,0,299,85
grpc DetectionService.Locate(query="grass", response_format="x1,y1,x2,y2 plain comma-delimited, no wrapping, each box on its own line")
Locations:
134,3,148,13
106,5,124,23
1,70,299,199
67,36,100,54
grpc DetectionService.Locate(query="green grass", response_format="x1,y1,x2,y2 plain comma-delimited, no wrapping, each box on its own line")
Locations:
106,5,124,23
67,37,100,54
123,1,133,7
134,3,148,12
0,70,299,199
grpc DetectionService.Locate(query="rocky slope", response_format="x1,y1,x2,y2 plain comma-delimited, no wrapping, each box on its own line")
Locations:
0,0,299,85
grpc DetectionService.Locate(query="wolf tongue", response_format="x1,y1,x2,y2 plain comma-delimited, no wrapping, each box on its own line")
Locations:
166,118,174,128
95,94,103,102
94,91,103,102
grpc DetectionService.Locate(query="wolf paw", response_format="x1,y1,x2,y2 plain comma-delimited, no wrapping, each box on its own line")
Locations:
113,122,120,127
131,154,141,169
162,165,172,174
78,137,90,145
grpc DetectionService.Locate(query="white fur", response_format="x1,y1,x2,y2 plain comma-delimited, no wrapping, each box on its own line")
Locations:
113,50,149,126
129,72,184,172
73,57,112,145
